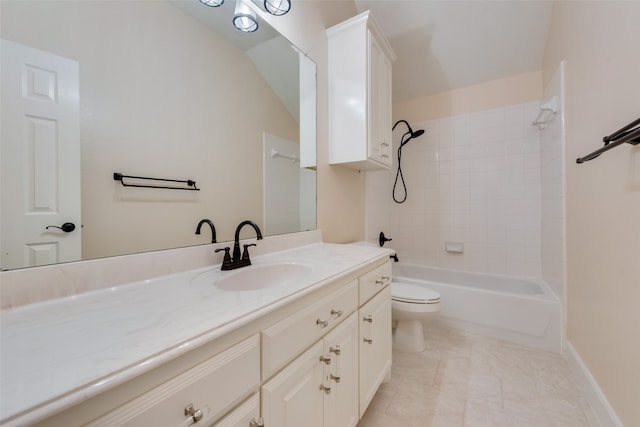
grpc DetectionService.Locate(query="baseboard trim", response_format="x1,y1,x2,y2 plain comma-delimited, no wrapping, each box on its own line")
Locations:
564,340,623,427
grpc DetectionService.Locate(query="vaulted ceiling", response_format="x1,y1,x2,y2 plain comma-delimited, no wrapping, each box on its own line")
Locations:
354,0,554,102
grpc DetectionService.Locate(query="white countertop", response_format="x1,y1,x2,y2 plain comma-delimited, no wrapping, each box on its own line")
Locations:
0,242,391,426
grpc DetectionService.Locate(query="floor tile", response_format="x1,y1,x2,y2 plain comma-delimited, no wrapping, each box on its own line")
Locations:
357,324,600,427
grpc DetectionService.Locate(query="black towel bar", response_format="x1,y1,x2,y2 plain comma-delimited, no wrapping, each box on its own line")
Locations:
113,173,200,191
576,118,640,164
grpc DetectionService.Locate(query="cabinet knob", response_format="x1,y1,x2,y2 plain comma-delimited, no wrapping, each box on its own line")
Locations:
330,374,341,383
375,280,384,284
382,276,390,280
319,384,332,394
329,345,341,355
184,404,203,424
330,309,343,317
363,315,373,323
363,338,373,344
319,355,331,365
316,318,329,328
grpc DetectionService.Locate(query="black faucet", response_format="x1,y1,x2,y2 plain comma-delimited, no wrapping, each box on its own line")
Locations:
195,219,217,243
216,220,263,271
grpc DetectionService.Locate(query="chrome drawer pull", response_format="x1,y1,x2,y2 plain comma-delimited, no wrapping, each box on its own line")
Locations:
329,345,341,355
363,315,373,323
363,338,373,344
320,384,331,394
330,309,343,317
382,276,390,280
316,318,329,328
330,374,341,383
320,355,331,365
375,280,384,284
184,404,203,424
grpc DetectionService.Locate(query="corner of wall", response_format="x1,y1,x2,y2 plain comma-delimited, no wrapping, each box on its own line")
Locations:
565,340,624,427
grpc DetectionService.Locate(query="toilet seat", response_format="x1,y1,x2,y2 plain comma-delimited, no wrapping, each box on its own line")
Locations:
392,282,440,304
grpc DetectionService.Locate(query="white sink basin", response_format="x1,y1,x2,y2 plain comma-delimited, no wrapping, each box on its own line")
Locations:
214,263,312,291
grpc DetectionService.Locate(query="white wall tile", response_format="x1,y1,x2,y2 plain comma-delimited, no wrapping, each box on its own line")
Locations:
365,100,554,277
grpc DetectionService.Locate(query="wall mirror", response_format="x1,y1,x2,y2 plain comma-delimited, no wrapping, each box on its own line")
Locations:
0,0,317,270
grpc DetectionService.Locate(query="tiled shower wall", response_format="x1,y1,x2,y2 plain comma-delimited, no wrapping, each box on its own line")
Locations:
367,101,544,277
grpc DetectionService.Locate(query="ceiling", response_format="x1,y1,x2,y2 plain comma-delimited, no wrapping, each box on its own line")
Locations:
353,0,554,102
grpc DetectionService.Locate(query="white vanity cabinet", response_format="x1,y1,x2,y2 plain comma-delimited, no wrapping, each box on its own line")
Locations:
88,335,260,427
210,394,259,427
328,10,396,170
261,283,359,427
261,313,359,427
261,340,324,427
24,255,393,427
357,262,392,417
322,313,359,427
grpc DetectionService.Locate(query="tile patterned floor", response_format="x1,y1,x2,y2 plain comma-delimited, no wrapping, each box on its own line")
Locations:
357,324,600,427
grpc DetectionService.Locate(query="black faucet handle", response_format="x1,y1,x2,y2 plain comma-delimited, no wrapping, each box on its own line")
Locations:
215,247,232,269
242,244,257,261
379,232,393,247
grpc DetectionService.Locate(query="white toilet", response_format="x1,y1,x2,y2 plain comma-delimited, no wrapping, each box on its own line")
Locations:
391,281,441,352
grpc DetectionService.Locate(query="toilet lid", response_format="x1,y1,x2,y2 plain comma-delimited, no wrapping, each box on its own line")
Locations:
391,282,440,303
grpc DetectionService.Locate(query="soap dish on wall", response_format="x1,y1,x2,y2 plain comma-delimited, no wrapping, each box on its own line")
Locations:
445,241,464,253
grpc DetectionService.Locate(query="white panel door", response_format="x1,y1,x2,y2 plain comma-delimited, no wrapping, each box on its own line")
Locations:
1,39,81,269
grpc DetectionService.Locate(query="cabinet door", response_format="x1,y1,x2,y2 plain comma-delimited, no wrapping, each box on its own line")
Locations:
323,313,359,427
359,286,392,417
367,32,392,167
262,341,324,427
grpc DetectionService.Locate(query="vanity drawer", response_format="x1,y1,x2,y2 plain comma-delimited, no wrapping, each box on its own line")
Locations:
359,262,391,305
89,335,260,427
262,280,357,381
211,393,259,427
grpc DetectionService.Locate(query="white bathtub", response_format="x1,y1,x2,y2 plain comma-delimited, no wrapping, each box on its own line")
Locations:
393,264,563,353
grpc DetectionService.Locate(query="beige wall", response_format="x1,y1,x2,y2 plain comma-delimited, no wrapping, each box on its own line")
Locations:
258,1,367,244
1,1,299,258
393,70,542,122
543,2,640,425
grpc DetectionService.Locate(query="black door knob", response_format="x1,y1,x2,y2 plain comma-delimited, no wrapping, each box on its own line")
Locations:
46,222,76,232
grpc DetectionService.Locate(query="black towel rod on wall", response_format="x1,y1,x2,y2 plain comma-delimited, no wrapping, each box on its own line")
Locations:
113,173,200,191
576,117,640,164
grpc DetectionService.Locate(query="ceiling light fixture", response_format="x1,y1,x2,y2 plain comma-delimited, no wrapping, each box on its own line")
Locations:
199,0,224,7
233,0,258,32
198,0,290,33
262,0,290,16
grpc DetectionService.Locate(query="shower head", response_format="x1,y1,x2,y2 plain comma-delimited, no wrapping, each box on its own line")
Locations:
393,119,425,148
